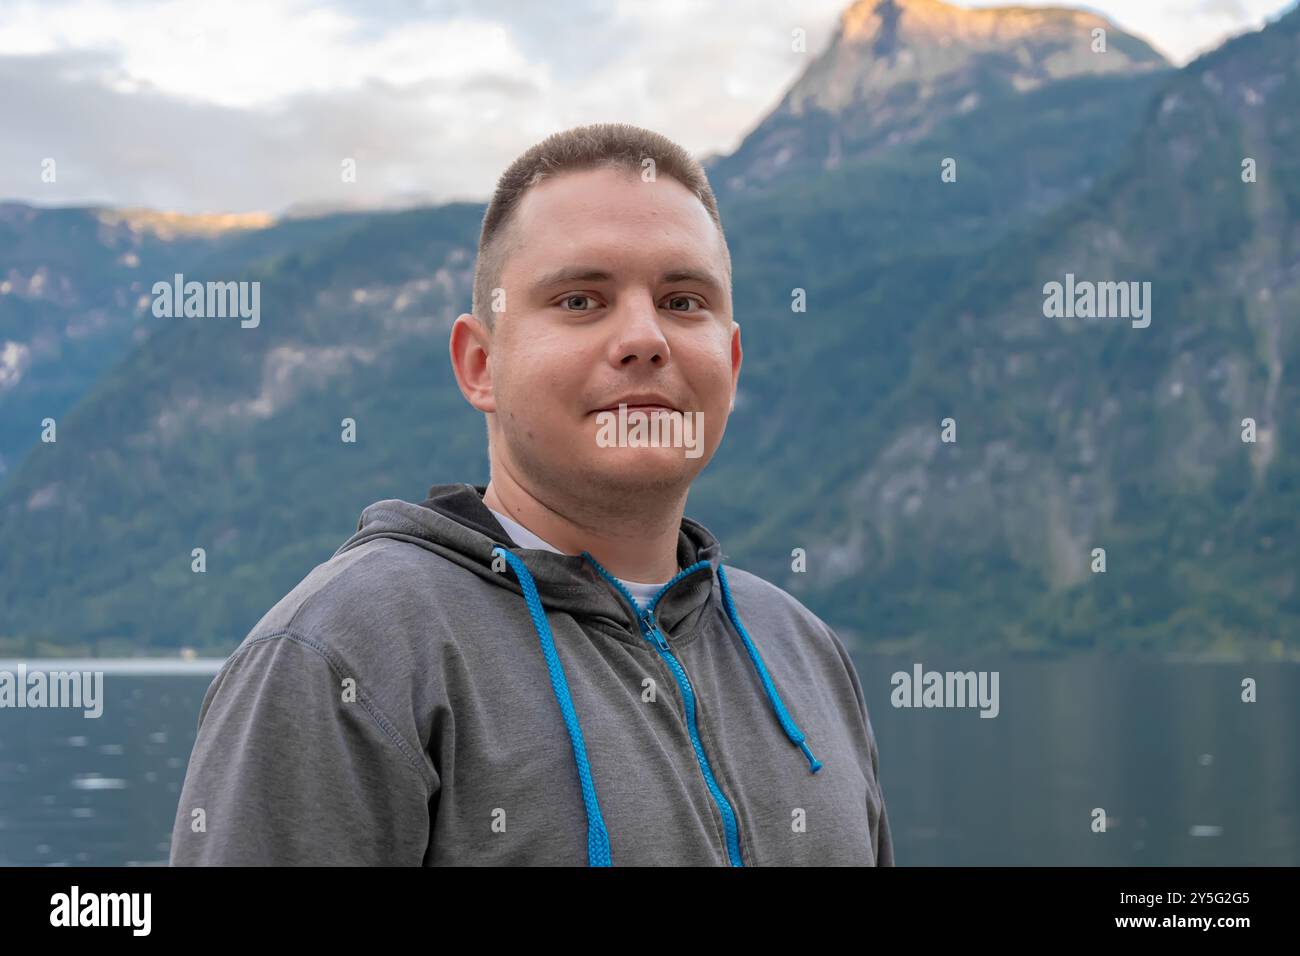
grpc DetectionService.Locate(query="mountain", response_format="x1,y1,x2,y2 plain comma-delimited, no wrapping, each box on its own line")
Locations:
752,2,1300,653
0,3,1294,658
706,0,1169,196
0,202,486,655
0,204,373,482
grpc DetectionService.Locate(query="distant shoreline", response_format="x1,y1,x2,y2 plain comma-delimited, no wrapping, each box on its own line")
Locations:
0,658,225,675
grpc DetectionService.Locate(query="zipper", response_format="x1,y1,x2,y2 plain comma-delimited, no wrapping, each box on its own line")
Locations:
580,551,745,867
640,608,670,652
634,603,745,866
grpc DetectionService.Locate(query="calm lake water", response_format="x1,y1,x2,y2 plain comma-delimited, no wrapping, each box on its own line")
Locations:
0,655,1295,865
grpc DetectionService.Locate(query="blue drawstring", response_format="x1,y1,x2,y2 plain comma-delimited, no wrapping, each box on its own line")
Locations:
491,545,823,867
491,546,612,867
583,552,822,774
717,565,822,774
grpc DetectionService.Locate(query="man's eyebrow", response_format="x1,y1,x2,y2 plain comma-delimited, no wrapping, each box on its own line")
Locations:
659,268,723,291
530,266,724,294
531,267,615,291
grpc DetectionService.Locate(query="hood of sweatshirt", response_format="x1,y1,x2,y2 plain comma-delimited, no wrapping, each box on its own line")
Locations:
331,482,824,866
336,482,721,636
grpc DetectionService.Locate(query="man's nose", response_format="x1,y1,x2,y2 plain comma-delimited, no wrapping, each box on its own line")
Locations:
610,293,671,367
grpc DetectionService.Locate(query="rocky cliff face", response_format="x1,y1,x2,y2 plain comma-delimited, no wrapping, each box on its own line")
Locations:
782,5,1300,652
707,0,1168,196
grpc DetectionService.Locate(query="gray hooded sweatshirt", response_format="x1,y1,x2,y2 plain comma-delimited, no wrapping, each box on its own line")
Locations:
169,483,893,866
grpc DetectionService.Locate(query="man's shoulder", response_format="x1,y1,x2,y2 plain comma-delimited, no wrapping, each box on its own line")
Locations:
187,536,447,808
234,535,484,667
717,563,829,629
716,563,856,661
716,562,876,737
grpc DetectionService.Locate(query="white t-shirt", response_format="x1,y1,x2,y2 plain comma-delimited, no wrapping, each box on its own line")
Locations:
487,505,673,609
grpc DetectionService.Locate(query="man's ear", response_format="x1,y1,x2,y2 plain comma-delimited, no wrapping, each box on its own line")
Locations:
729,320,742,411
449,312,496,413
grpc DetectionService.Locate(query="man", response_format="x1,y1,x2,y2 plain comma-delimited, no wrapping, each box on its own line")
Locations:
170,122,893,866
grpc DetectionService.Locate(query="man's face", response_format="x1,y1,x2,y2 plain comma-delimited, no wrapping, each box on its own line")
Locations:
463,165,741,502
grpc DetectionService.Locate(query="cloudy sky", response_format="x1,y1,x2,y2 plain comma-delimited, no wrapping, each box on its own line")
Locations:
1,0,1295,215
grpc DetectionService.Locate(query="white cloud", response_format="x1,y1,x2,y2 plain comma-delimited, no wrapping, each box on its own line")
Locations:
0,0,1291,213
0,0,540,108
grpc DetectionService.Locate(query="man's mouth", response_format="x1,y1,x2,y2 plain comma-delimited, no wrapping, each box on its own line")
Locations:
592,394,681,415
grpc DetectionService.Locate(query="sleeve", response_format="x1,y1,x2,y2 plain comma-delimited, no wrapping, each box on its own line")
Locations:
865,710,895,867
822,622,896,867
168,632,436,866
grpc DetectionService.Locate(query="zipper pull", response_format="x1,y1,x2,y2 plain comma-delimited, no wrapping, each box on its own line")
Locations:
640,608,671,652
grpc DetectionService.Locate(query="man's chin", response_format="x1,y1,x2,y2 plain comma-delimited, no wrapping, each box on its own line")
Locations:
576,447,703,490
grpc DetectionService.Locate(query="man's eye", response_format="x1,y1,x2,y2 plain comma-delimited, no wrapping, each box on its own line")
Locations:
665,295,702,313
560,294,597,311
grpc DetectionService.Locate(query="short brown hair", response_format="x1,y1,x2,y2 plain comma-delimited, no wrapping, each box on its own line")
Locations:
471,122,731,331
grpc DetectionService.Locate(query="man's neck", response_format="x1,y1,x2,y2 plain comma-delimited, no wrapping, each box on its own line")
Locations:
482,471,684,584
